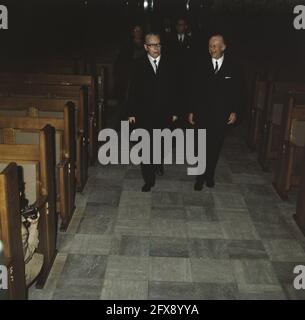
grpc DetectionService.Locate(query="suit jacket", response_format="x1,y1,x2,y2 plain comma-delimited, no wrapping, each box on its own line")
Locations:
127,55,179,129
189,56,244,128
114,41,146,100
164,33,197,117
166,33,193,55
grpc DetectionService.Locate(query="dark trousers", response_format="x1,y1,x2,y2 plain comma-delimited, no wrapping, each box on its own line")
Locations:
141,163,157,186
196,124,227,183
140,129,164,186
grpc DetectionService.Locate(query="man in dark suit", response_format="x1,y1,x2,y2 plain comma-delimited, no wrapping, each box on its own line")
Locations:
167,18,193,54
127,32,179,192
114,24,146,125
165,18,197,124
188,34,244,191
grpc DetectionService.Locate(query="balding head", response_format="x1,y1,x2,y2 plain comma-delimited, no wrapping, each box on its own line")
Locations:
208,34,226,59
144,33,161,59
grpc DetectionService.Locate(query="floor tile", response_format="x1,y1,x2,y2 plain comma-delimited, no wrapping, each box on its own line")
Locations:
53,278,103,300
263,240,305,262
114,219,151,236
189,239,229,259
60,254,108,280
221,218,260,240
152,192,184,208
101,279,148,300
227,240,269,259
150,237,189,258
187,221,225,239
149,257,192,282
77,216,116,235
185,206,219,222
105,256,149,281
190,258,236,283
118,235,150,256
151,219,188,238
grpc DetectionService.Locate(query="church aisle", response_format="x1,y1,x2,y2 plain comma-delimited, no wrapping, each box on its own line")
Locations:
29,129,305,300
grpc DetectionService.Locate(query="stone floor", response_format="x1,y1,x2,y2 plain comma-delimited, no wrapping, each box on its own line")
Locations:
29,129,305,300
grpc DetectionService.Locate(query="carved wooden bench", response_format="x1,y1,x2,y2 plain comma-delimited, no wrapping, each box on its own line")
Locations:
0,125,57,290
0,102,76,230
273,91,305,200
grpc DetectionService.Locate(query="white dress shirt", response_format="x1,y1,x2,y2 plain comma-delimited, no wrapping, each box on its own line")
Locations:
212,55,224,72
177,33,185,42
148,54,161,74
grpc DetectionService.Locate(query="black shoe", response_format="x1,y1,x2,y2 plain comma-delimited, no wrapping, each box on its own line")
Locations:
206,178,215,188
156,165,164,176
194,181,204,191
142,184,152,192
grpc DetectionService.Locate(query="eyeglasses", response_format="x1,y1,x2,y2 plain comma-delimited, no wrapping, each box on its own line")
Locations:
145,43,161,48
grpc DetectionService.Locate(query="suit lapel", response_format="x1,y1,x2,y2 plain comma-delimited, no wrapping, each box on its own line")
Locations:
217,57,226,75
156,57,164,76
209,60,215,75
145,56,157,78
209,57,226,75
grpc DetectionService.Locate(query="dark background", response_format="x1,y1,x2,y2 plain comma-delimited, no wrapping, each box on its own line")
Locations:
0,0,304,64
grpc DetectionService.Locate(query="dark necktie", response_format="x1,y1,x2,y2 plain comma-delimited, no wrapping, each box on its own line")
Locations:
214,61,219,74
153,59,158,73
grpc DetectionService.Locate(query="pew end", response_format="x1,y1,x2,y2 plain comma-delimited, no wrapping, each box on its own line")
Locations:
0,163,27,300
0,125,58,291
0,99,78,230
273,91,305,200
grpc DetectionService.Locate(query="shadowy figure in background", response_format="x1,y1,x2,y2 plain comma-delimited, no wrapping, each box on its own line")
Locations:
165,17,197,125
114,24,146,126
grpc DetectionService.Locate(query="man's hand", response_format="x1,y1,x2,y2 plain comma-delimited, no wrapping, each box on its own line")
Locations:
172,115,178,122
227,113,237,125
188,113,195,125
128,117,136,124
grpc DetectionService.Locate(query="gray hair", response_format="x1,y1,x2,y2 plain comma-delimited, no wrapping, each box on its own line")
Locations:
145,32,161,44
209,34,226,44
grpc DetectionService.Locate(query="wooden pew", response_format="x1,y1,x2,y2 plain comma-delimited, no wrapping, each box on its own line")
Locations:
95,64,108,133
94,56,115,98
0,85,89,191
0,125,57,289
0,95,86,192
258,82,305,171
0,55,88,75
32,56,88,75
0,163,27,300
0,72,98,165
295,147,305,236
273,91,305,199
247,71,270,150
0,102,76,230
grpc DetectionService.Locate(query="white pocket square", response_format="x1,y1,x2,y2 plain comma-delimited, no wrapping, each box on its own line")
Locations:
225,76,232,79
